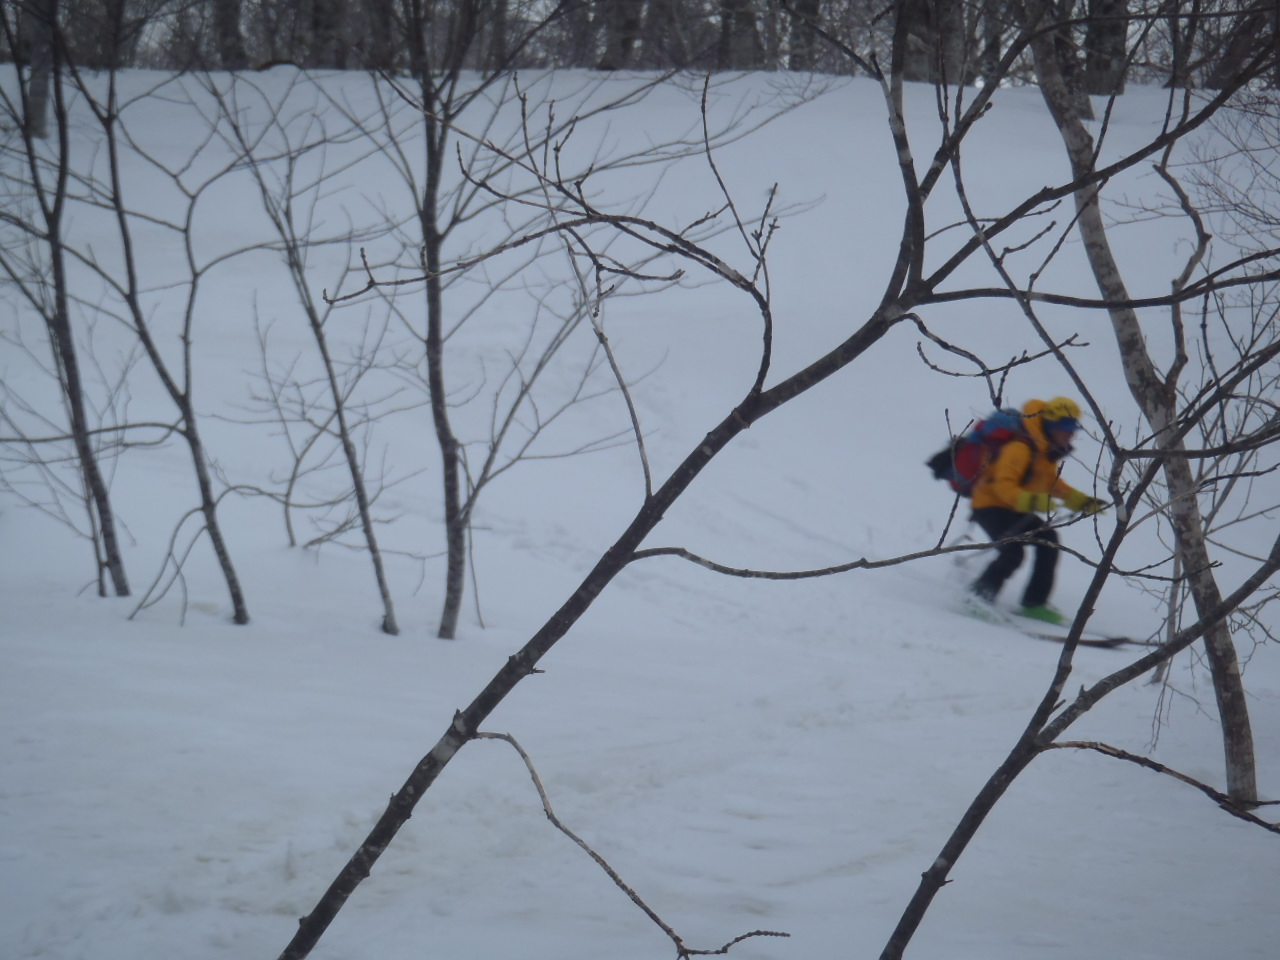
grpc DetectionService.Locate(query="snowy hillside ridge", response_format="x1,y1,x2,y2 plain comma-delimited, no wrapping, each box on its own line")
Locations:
2,67,1278,960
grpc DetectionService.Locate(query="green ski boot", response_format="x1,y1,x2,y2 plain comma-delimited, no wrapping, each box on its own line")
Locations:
1019,604,1068,626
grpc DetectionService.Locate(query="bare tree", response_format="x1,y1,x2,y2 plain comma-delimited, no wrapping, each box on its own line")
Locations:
355,7,800,638
0,18,131,595
63,70,256,624
209,72,409,633
375,0,516,638
340,72,616,639
1030,12,1273,803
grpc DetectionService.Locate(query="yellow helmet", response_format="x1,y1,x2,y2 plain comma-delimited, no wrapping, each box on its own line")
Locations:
1042,396,1082,422
1040,397,1083,437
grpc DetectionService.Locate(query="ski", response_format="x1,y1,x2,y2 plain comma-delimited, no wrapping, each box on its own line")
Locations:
1018,628,1132,649
957,597,1133,648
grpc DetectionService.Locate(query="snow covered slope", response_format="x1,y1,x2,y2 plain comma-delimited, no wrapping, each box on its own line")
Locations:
2,69,1276,960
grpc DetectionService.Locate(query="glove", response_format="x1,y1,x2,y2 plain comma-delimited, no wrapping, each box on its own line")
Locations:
1015,491,1059,514
1063,489,1108,515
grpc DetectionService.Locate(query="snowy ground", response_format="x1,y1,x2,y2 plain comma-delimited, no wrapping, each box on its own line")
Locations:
2,70,1277,959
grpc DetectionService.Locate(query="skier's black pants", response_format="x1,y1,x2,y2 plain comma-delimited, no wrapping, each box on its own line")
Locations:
971,507,1058,607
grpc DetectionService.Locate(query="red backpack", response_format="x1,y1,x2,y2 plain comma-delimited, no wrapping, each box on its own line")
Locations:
927,410,1028,498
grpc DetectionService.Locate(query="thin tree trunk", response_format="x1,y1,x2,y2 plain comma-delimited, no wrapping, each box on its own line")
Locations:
642,0,691,68
1031,26,1256,803
212,0,248,69
309,0,346,68
86,69,248,624
560,0,596,67
895,0,965,84
35,42,131,596
787,0,821,70
483,0,509,70
418,93,467,640
979,0,1005,86
426,246,467,639
1165,0,1201,89
1083,0,1128,95
1051,10,1094,119
22,0,55,139
309,320,400,635
46,236,132,597
716,0,763,69
596,0,643,68
935,0,966,84
183,414,250,624
897,0,932,82
401,5,481,639
363,0,397,70
232,102,402,633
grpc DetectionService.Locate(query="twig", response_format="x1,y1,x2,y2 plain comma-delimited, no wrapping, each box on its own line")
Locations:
1048,741,1280,829
475,731,790,957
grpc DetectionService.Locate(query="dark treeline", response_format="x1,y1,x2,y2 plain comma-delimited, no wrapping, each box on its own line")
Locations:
1,0,1276,88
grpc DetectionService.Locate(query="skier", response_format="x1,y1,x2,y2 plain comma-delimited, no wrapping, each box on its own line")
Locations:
968,397,1106,625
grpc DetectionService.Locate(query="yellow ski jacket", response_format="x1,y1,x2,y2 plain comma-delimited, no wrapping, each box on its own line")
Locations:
970,399,1082,511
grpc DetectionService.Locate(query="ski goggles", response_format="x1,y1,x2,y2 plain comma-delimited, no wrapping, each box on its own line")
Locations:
1046,417,1080,434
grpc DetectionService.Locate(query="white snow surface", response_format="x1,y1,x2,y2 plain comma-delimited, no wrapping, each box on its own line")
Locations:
1,70,1277,960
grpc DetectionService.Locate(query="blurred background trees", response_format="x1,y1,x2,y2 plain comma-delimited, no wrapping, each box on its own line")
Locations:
1,0,1275,84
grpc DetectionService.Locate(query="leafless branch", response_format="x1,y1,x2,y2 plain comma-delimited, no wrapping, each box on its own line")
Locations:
475,732,789,958
1047,741,1280,827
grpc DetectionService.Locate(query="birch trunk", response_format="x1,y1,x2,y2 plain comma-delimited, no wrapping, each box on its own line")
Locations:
417,82,467,641
1031,29,1257,803
32,46,131,596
